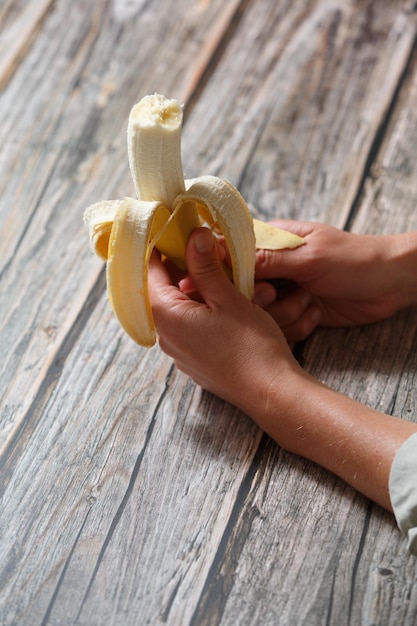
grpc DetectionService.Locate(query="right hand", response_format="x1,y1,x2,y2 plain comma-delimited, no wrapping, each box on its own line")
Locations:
254,221,417,340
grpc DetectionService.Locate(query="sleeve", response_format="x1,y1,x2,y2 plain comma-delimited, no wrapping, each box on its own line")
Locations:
389,431,417,556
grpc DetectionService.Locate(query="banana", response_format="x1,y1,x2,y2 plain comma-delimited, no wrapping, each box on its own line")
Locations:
84,93,304,347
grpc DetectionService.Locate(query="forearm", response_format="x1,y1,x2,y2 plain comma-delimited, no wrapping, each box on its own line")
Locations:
150,226,417,511
251,371,417,510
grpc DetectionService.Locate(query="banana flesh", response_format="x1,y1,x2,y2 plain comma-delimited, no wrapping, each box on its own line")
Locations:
84,94,304,347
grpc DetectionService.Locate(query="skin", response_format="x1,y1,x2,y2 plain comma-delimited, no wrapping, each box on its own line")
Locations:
148,224,417,511
254,221,417,341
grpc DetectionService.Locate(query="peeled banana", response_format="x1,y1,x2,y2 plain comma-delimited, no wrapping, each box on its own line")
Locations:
84,94,304,347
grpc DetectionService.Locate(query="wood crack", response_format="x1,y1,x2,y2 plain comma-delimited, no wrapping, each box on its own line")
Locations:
0,268,106,495
189,433,269,626
344,30,417,232
74,363,176,623
324,567,337,626
182,0,254,118
40,507,92,626
348,501,373,626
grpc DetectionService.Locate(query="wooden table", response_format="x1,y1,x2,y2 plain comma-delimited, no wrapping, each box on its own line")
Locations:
1,1,417,624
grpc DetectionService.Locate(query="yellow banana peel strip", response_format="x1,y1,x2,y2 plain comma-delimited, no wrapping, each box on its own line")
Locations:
83,94,305,347
252,219,304,251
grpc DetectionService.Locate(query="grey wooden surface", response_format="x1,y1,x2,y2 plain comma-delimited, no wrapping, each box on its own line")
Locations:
1,1,417,624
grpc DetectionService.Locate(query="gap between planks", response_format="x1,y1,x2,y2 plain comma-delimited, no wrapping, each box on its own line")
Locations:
344,25,417,232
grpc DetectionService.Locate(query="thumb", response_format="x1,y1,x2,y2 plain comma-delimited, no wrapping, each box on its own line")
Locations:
186,228,234,306
255,246,306,281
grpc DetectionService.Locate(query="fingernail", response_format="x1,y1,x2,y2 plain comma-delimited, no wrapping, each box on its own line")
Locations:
195,229,214,254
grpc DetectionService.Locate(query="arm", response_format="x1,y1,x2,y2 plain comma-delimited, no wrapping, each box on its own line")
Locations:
149,228,417,511
254,222,417,341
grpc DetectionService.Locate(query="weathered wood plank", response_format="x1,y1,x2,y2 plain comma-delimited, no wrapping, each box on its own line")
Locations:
182,0,416,227
187,7,417,624
208,31,417,626
0,291,262,624
306,38,417,405
0,0,244,457
0,0,54,90
184,6,417,626
350,35,417,237
0,0,244,270
0,1,266,624
192,447,401,626
1,1,416,625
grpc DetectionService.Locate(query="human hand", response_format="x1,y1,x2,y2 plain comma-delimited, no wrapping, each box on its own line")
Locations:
148,227,303,418
149,226,417,514
254,221,417,340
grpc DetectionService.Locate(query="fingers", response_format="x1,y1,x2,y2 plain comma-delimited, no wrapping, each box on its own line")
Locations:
263,219,315,238
255,246,310,281
253,281,277,307
149,228,239,329
185,228,238,308
148,249,190,322
255,220,334,282
149,228,241,355
261,286,321,341
162,257,188,287
280,304,321,341
148,249,173,293
150,228,321,344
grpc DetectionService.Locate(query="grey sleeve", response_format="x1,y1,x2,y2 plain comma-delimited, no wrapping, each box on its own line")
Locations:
389,431,417,556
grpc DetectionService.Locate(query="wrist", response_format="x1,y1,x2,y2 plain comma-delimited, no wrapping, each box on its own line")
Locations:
379,232,417,311
389,232,417,309
249,364,317,453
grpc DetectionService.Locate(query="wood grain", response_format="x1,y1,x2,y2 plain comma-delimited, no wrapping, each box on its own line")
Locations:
0,0,54,90
182,0,416,226
1,1,416,624
0,0,246,457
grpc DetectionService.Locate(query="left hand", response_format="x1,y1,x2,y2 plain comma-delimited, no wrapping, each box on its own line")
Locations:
148,228,302,416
